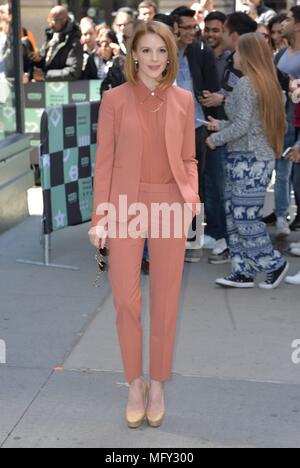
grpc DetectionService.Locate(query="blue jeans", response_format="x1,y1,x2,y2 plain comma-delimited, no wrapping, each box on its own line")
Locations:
293,164,300,214
275,104,296,218
293,129,300,216
275,158,293,218
226,153,284,277
205,144,227,241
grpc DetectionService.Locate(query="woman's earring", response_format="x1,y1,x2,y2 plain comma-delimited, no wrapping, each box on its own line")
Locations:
134,60,139,69
163,60,170,76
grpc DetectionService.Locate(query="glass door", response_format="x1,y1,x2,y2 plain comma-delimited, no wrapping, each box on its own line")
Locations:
0,0,17,141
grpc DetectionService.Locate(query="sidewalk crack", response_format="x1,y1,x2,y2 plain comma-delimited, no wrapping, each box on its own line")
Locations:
0,369,54,448
224,290,237,331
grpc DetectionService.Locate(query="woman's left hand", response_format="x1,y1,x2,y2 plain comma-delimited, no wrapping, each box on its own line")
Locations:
206,137,216,150
206,116,221,132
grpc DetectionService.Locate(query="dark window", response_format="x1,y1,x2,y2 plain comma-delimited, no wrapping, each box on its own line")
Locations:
0,0,17,141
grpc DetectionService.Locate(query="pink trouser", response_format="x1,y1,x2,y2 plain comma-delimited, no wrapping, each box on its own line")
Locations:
107,183,188,383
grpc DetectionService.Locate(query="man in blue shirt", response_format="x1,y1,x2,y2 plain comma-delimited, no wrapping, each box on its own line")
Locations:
172,6,220,262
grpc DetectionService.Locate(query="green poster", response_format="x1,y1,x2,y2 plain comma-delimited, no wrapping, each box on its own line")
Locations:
71,92,88,102
51,185,68,231
30,139,41,148
70,81,89,103
46,82,69,107
77,102,91,147
40,101,100,234
25,108,44,134
79,177,93,222
90,143,97,175
63,148,79,184
89,80,102,102
40,154,51,191
25,81,101,147
2,105,16,133
25,83,45,108
48,107,64,154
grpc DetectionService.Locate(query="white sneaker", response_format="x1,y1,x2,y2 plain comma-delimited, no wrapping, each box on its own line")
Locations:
290,248,300,257
212,238,228,255
276,217,291,238
290,241,300,250
202,235,217,250
285,271,300,285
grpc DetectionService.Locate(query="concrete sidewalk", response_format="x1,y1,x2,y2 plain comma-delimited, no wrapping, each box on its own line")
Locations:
0,214,300,448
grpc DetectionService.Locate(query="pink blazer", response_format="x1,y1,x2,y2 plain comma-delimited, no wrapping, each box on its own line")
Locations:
92,82,200,226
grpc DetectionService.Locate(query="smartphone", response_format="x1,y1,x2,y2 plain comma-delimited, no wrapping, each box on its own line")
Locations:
199,119,209,126
282,147,293,158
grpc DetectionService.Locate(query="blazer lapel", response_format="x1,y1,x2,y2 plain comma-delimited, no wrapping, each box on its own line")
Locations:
165,87,199,205
125,86,143,190
165,87,184,170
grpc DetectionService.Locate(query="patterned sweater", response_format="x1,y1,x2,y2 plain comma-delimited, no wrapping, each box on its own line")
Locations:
210,76,276,161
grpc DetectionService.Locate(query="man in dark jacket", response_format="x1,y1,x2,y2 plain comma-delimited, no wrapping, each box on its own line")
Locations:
100,20,136,95
171,6,220,261
0,9,13,78
33,6,83,82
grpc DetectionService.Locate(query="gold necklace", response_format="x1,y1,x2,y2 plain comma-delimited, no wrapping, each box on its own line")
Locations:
139,102,164,113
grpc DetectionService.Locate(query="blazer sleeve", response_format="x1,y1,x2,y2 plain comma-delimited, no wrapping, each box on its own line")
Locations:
202,46,220,93
202,46,221,119
92,92,115,227
182,94,199,197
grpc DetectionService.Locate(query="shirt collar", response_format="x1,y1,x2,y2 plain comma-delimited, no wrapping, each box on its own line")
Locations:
134,79,167,103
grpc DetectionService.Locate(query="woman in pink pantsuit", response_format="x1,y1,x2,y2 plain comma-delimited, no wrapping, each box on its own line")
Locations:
89,21,200,429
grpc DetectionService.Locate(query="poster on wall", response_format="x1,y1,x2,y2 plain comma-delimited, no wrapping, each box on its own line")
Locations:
40,101,99,234
24,80,101,146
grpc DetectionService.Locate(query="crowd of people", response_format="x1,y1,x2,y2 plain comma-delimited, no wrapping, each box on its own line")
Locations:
1,1,300,286
86,3,300,427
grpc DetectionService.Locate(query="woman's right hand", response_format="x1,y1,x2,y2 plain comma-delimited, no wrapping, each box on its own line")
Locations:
110,43,121,56
88,225,108,250
287,144,300,163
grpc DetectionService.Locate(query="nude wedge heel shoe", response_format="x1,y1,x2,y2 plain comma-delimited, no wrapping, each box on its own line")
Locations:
146,389,165,428
126,384,149,429
146,409,165,428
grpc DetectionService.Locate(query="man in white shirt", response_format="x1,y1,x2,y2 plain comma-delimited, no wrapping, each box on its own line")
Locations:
243,0,276,25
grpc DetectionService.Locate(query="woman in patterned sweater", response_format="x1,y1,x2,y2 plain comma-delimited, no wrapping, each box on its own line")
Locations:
206,32,289,289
